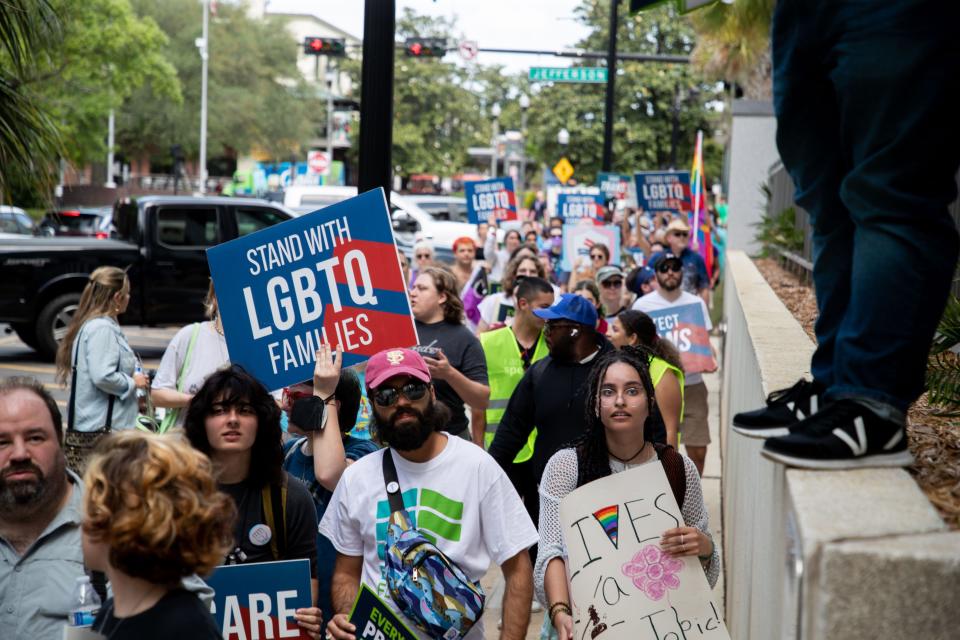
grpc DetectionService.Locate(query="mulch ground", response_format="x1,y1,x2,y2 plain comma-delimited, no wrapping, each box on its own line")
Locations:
753,257,960,530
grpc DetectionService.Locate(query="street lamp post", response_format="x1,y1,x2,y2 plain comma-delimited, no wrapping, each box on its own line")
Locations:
196,0,210,194
490,103,501,178
518,94,530,193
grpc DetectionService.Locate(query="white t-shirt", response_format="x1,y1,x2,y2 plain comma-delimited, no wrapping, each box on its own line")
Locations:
152,322,230,423
319,434,538,640
632,289,712,386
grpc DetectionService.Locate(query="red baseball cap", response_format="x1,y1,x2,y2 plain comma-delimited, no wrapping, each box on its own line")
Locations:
365,348,431,389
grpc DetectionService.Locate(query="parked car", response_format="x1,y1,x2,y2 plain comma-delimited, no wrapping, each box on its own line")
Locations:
37,207,113,238
404,195,469,223
0,196,294,359
0,205,36,236
283,186,475,262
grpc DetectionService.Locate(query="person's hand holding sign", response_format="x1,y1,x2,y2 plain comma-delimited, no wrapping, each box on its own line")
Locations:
660,526,713,560
314,342,342,398
550,607,574,640
295,606,324,639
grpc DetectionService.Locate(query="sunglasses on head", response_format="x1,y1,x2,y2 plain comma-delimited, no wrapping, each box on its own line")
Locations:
601,279,623,288
372,381,429,407
657,262,682,274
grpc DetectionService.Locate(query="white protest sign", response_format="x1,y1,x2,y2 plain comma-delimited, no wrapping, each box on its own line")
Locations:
559,463,729,640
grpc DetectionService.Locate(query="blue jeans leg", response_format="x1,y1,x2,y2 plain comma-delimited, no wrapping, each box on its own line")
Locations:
774,0,960,411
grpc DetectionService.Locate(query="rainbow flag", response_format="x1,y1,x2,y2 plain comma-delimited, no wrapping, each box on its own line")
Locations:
593,505,619,547
689,130,713,279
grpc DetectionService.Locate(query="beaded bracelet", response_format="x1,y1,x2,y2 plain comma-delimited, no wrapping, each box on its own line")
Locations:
548,602,572,622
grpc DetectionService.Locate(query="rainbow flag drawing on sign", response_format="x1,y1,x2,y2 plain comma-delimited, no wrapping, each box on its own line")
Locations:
593,505,619,547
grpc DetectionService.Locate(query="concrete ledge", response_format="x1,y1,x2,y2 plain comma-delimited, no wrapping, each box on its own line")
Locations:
721,250,955,639
814,532,960,639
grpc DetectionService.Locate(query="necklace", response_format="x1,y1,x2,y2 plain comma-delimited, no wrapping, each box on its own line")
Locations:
609,441,649,464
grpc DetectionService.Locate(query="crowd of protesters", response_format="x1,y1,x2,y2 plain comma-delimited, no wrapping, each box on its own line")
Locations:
0,194,728,640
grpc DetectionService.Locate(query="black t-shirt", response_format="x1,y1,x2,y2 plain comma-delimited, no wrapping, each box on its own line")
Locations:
93,589,221,639
414,320,489,435
220,473,319,578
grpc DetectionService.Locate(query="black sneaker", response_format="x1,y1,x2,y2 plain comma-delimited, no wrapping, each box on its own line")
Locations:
732,379,826,438
761,400,913,470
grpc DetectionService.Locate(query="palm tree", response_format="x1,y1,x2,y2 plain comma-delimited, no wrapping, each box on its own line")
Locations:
0,0,63,202
689,0,775,99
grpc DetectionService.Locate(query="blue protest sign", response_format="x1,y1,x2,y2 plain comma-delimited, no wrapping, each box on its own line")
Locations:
207,188,419,391
557,193,605,223
643,303,717,374
561,224,621,273
597,172,631,200
634,171,692,216
206,559,312,640
464,177,518,224
348,584,417,640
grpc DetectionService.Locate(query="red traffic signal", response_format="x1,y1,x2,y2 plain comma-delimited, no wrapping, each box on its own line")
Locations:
303,37,346,57
404,37,446,58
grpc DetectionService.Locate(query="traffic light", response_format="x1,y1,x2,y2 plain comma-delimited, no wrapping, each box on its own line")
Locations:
404,37,446,58
303,37,346,57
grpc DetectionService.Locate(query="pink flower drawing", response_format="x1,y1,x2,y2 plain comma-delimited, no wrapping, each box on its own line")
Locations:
621,544,684,601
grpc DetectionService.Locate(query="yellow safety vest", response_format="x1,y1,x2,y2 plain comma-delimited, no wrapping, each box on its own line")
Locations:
480,326,549,463
649,356,685,419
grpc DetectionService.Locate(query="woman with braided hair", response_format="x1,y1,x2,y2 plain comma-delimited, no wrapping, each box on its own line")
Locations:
534,347,718,640
607,309,685,448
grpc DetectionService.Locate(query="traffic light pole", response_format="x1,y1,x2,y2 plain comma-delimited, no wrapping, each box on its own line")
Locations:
197,0,209,194
358,0,395,204
602,0,619,173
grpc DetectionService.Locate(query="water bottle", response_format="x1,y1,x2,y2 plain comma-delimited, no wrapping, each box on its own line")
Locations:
68,575,101,627
135,361,146,400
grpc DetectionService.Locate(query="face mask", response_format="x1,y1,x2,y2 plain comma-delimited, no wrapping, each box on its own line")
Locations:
551,236,562,249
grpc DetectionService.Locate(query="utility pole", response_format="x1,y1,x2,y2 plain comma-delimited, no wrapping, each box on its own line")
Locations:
197,0,210,194
358,0,395,203
325,68,335,184
105,110,116,188
602,0,619,172
490,103,501,178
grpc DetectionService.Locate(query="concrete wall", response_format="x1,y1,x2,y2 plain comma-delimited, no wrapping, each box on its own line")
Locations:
726,101,779,254
721,251,959,639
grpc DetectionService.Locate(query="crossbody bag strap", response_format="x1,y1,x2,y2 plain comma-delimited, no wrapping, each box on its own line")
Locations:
382,450,406,514
103,341,121,430
67,323,88,433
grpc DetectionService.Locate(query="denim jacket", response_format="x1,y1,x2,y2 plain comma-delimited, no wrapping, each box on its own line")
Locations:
70,317,138,432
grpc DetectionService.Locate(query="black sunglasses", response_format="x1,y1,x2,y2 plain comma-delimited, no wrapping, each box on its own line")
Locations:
657,263,682,274
671,231,689,238
372,381,429,407
543,321,578,335
601,279,623,288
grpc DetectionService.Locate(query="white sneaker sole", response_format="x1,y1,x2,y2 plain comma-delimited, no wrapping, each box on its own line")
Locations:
732,424,791,439
760,447,914,470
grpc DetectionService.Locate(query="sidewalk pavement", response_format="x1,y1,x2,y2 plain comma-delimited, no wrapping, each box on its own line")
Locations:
481,338,725,639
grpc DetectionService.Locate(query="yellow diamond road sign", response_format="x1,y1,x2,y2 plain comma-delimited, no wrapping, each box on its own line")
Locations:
553,157,574,184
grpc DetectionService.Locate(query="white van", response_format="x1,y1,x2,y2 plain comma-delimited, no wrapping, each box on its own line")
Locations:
283,186,476,263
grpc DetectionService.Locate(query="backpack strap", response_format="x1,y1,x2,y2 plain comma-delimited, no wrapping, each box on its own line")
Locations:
176,322,202,392
382,450,406,514
652,443,687,509
261,476,288,561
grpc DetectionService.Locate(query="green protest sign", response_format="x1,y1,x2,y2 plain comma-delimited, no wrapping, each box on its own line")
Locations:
348,584,417,640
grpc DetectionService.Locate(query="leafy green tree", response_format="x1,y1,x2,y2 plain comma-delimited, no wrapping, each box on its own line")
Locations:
0,0,62,202
120,0,315,170
690,0,774,99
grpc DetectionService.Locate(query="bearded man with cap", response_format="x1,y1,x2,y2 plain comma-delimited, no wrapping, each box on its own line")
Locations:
488,294,614,484
320,348,537,640
648,217,710,302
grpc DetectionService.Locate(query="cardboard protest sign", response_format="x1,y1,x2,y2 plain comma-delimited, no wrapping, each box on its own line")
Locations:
634,171,692,216
557,193,605,224
645,303,717,374
207,188,418,391
464,177,518,224
206,559,312,640
561,224,621,273
597,172,631,201
559,464,728,640
348,584,417,640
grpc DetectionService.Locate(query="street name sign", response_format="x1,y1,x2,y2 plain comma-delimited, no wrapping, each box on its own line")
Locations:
529,67,608,83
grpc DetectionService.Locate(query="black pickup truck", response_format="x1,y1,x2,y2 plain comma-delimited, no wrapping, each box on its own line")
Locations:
0,196,294,359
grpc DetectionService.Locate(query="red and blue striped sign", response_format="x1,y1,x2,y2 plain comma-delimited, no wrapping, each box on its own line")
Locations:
207,188,418,390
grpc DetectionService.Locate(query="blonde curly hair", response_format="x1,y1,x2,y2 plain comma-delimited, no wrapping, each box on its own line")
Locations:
82,431,235,584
